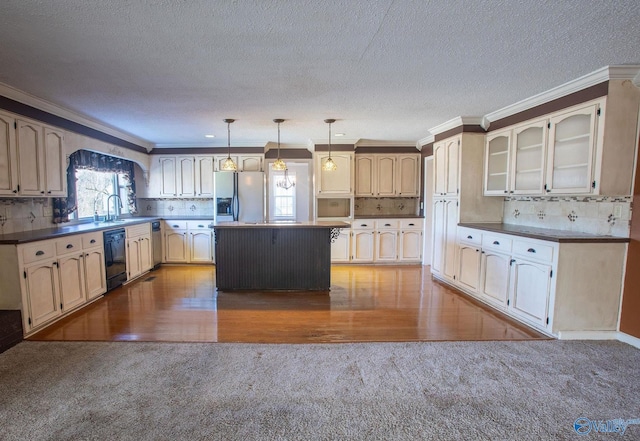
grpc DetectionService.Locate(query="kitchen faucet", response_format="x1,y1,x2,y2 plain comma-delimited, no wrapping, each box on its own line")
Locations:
106,194,123,222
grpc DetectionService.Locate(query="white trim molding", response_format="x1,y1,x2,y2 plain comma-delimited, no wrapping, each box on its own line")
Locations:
417,134,434,147
617,332,640,349
556,331,618,340
427,116,486,137
355,139,417,148
0,81,154,152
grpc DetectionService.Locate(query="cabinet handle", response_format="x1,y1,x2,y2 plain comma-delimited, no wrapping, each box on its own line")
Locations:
47,190,51,194
493,241,500,245
504,190,508,194
408,223,414,226
384,224,391,227
173,225,179,228
360,224,368,227
35,250,45,256
198,225,204,228
527,248,536,253
467,235,473,239
53,261,58,267
90,239,96,244
40,191,45,194
66,244,74,249
12,189,17,193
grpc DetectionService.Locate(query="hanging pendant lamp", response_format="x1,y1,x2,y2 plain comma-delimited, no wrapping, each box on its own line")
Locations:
220,119,237,171
322,119,337,171
272,119,287,171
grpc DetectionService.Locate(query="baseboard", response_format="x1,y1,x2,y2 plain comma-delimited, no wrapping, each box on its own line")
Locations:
617,332,640,349
556,331,618,340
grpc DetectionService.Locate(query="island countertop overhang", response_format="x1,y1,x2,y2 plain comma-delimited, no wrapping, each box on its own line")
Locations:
213,221,350,229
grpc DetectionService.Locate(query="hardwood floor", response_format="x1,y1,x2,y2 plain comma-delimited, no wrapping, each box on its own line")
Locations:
29,265,549,343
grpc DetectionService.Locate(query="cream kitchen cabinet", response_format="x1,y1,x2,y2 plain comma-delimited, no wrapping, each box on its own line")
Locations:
398,219,423,262
355,153,420,197
0,230,107,337
163,220,214,264
374,219,398,262
214,155,263,172
195,156,214,197
188,221,214,263
457,243,481,294
126,223,152,280
395,155,420,197
431,198,458,281
433,136,459,196
315,153,353,195
351,220,374,262
354,156,374,196
479,250,511,309
154,155,219,198
330,223,351,263
0,110,18,195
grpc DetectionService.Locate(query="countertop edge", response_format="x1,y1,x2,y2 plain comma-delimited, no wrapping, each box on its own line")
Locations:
458,223,630,243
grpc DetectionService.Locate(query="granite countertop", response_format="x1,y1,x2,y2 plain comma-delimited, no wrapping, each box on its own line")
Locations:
354,215,423,219
0,217,162,245
459,223,630,243
214,220,351,229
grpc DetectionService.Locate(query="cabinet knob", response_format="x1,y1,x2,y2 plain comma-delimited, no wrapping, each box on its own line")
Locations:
47,191,51,194
467,235,473,239
66,244,74,249
527,248,536,253
173,225,179,228
40,191,45,194
504,190,508,194
493,241,500,245
12,189,17,193
90,239,96,244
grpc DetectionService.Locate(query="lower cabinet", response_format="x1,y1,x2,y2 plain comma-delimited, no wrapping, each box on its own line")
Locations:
126,223,153,280
190,230,214,263
163,220,214,264
330,227,351,263
352,229,375,262
432,199,458,280
457,244,480,293
0,230,107,336
375,229,398,262
479,251,510,308
509,259,552,327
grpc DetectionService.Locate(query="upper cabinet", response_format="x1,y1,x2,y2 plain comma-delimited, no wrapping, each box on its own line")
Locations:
213,155,263,172
315,153,353,195
433,136,460,196
484,92,638,197
0,114,67,198
355,153,420,197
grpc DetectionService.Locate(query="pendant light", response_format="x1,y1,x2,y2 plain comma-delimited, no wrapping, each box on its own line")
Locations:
322,119,337,171
220,118,237,171
272,118,286,171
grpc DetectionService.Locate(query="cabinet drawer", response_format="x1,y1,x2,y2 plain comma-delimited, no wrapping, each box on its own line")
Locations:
82,232,103,249
55,236,83,256
400,219,423,229
375,219,399,229
512,240,554,262
458,227,482,245
353,220,375,230
126,223,150,238
186,220,214,230
21,241,55,264
164,220,188,231
482,234,512,253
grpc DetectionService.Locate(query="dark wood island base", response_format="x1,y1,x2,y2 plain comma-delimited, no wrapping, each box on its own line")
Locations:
213,221,349,291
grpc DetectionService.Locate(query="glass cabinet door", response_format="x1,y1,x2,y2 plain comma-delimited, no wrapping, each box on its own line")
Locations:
546,103,598,194
510,119,547,195
484,130,511,195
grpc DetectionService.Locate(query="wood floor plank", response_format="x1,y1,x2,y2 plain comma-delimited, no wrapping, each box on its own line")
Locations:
28,265,549,342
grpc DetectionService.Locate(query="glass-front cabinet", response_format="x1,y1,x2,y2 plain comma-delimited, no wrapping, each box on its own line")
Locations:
484,130,511,195
511,119,547,195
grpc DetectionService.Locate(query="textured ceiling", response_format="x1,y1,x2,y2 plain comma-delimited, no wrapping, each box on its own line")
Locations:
0,0,639,148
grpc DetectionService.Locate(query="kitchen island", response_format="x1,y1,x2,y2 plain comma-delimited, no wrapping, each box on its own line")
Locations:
213,221,349,291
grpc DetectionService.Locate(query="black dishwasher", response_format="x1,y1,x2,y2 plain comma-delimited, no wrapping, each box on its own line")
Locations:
104,229,127,292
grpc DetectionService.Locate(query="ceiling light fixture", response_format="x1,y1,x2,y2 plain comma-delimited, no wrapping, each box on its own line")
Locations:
272,118,286,171
221,119,237,171
276,168,296,190
322,119,337,171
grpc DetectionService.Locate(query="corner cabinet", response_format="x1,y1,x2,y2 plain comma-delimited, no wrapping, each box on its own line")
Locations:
315,153,353,195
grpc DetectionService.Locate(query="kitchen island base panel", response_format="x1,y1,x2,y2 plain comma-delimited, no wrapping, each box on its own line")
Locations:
215,227,332,291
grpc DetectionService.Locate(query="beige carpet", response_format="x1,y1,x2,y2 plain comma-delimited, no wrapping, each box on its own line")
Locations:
1,340,639,440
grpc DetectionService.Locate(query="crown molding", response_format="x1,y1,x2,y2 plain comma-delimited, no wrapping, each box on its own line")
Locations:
0,81,154,152
355,139,416,147
485,65,640,123
427,116,485,136
154,141,267,149
417,134,435,147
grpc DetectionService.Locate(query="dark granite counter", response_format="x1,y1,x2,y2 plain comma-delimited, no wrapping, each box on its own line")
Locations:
458,223,629,243
213,221,350,229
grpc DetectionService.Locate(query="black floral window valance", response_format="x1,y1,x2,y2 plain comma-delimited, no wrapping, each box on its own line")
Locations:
53,149,138,223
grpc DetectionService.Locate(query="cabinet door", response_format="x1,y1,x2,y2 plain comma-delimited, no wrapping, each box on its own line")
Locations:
375,230,397,261
317,154,352,195
509,259,551,327
58,254,87,311
396,155,420,197
16,119,44,196
126,238,142,280
165,230,188,262
546,103,598,194
177,156,195,197
484,130,511,195
24,262,60,329
457,245,480,292
355,156,374,196
445,137,460,196
195,156,214,197
239,155,262,171
84,248,106,300
331,229,351,262
511,120,547,195
190,231,213,263
0,111,18,195
399,230,422,261
158,157,177,197
376,155,396,196
138,235,153,271
433,142,447,195
352,230,374,262
443,199,459,281
480,251,510,307
431,200,445,274
43,127,66,196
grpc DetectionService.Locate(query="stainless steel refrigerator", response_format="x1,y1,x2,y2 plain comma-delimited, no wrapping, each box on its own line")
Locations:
214,171,265,222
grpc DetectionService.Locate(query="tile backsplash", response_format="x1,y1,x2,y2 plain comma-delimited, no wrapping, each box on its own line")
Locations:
354,197,420,217
503,196,632,237
137,198,214,218
0,198,56,235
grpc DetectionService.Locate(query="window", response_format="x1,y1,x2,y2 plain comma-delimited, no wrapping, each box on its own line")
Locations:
272,170,296,220
73,169,130,219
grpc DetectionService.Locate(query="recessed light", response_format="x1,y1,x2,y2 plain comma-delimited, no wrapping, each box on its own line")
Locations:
335,133,345,137
205,134,215,138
